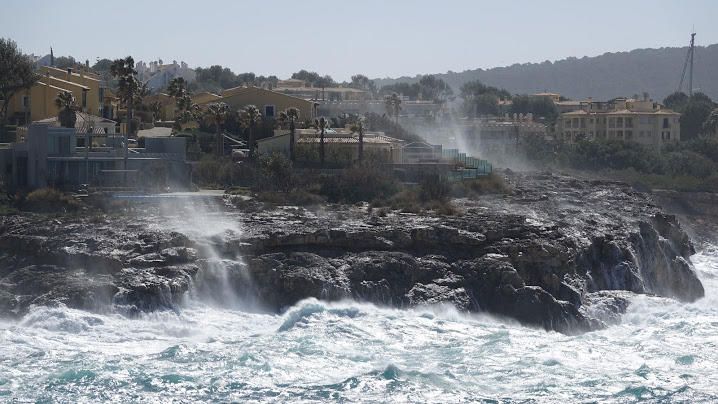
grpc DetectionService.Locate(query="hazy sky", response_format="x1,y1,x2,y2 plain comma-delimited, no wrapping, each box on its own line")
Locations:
1,0,715,81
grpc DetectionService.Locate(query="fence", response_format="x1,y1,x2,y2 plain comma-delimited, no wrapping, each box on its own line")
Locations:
442,148,493,178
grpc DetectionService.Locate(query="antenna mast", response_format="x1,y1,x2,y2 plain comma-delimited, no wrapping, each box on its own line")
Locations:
678,31,696,95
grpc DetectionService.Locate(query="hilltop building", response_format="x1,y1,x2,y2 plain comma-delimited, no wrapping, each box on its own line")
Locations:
136,60,197,92
555,96,680,145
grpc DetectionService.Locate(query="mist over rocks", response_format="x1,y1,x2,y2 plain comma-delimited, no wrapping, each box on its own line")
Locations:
0,172,705,334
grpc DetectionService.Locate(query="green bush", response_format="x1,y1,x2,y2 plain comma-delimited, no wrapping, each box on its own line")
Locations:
256,190,325,206
256,153,293,192
319,164,398,203
419,173,451,202
20,188,81,213
452,173,511,197
194,156,255,188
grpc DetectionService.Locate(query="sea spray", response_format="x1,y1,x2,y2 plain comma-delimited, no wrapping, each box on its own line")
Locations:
1,247,717,401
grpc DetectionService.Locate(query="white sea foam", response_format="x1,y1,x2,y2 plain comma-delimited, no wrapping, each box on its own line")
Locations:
1,216,716,402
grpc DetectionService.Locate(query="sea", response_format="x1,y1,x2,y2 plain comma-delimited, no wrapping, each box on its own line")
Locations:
1,210,716,403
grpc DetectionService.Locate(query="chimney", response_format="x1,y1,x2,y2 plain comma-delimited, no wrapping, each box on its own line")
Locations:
67,67,73,81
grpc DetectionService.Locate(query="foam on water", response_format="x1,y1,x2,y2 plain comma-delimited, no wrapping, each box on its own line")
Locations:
2,202,717,402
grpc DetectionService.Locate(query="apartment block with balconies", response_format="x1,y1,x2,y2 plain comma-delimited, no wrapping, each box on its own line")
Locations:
556,96,680,145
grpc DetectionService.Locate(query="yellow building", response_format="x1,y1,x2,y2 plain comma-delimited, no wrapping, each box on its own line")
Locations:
191,91,221,105
41,66,107,117
5,66,117,125
143,93,176,121
208,86,317,121
4,80,70,124
556,97,680,145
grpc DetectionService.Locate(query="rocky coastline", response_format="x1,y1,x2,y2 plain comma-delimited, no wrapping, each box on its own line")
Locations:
0,172,706,334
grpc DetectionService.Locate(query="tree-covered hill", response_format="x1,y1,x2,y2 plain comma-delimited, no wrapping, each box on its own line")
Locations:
375,44,718,101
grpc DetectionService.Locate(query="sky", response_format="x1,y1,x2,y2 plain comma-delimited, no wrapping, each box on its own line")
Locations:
1,0,716,82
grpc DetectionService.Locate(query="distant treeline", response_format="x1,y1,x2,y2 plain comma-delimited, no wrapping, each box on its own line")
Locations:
375,44,718,101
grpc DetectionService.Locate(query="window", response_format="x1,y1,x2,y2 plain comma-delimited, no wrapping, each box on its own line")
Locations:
82,91,87,109
608,118,615,128
22,96,29,108
663,118,670,129
608,130,615,138
572,118,579,128
625,117,633,128
564,119,571,128
616,117,623,127
617,130,624,138
264,105,275,117
625,130,633,139
580,118,586,128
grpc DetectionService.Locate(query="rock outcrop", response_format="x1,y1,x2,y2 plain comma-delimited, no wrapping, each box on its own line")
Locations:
0,172,705,334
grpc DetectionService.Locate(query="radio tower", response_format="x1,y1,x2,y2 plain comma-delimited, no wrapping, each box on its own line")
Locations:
678,31,696,96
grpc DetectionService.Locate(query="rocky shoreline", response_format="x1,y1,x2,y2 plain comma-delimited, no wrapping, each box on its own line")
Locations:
0,172,706,334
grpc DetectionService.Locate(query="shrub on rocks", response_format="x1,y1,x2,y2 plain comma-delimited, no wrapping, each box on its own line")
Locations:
19,188,81,213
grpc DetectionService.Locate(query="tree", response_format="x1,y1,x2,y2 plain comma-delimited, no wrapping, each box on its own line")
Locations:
314,117,330,168
291,70,336,88
350,115,366,162
91,58,113,73
54,91,77,128
379,82,420,99
110,56,141,135
279,107,300,162
148,101,163,123
702,108,718,137
167,77,189,99
350,74,377,96
663,92,689,113
681,96,715,141
167,77,197,127
203,102,230,156
418,75,453,103
241,104,262,159
460,80,510,117
474,93,499,116
510,94,558,123
0,38,38,137
385,93,402,124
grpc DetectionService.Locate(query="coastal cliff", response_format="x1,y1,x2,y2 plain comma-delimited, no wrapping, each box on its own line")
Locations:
0,172,705,334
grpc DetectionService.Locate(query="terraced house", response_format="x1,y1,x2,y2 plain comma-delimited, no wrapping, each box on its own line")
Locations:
556,96,680,146
3,66,118,126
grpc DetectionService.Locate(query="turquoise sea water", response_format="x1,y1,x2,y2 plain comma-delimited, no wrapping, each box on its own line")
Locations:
1,235,716,402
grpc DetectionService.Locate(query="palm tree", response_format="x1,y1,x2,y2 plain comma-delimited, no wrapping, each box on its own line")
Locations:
314,117,330,168
279,107,300,162
203,102,230,156
703,108,718,137
110,56,140,135
241,105,262,159
385,93,402,124
175,101,199,130
167,77,188,99
350,115,366,162
54,91,77,128
149,101,163,123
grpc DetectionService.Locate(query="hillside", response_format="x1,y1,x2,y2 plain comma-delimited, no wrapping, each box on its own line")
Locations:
375,44,718,101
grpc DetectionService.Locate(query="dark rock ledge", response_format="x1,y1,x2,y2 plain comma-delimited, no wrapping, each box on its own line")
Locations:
0,172,704,334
